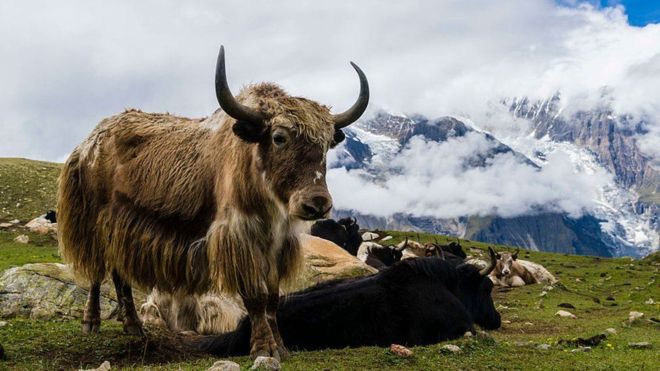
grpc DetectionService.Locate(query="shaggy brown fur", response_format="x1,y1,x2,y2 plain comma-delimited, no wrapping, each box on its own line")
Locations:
58,80,346,359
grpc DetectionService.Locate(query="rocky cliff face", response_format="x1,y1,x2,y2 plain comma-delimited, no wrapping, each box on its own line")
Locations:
331,106,658,257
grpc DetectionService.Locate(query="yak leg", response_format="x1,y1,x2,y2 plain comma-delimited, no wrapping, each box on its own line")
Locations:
266,275,288,359
111,271,125,322
242,291,279,361
82,281,101,334
111,271,145,336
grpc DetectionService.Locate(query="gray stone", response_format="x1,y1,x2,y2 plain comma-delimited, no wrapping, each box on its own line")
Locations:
439,344,462,354
605,328,617,335
79,361,111,371
537,344,552,350
555,310,577,319
628,342,652,349
208,360,241,371
250,356,281,370
571,346,591,352
0,263,145,320
13,234,29,244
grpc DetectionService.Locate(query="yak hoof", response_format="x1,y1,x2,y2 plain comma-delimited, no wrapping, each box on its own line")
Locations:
250,345,280,361
82,320,100,334
123,322,145,337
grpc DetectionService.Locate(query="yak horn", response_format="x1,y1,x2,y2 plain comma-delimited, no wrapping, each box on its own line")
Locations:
215,46,265,124
480,247,498,276
333,62,370,129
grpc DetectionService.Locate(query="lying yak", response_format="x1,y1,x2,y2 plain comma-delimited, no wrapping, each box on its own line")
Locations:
489,249,538,287
311,217,362,255
194,249,500,355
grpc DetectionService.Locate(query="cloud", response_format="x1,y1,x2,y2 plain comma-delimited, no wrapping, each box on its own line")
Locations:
327,133,612,219
1,1,659,163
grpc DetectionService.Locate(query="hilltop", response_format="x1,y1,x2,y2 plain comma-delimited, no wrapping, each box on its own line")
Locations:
0,158,61,222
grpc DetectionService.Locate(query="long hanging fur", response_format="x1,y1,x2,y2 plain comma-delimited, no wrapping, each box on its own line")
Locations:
57,82,332,297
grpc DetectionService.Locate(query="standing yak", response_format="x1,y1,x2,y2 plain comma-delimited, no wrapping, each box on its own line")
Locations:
57,46,369,360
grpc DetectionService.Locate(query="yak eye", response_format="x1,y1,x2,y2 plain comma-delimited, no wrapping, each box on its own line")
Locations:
273,133,287,146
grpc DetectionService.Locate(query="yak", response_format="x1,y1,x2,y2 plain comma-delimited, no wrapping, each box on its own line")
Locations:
57,46,369,360
490,249,539,287
194,248,501,355
310,217,362,255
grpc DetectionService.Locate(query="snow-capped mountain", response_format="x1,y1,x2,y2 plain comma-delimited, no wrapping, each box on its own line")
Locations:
329,103,659,258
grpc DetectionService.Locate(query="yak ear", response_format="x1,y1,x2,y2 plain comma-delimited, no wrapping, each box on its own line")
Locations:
232,120,266,143
331,129,346,148
512,249,519,260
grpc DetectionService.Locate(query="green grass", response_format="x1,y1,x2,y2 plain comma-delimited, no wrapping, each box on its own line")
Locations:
0,158,658,369
0,158,61,222
0,231,658,370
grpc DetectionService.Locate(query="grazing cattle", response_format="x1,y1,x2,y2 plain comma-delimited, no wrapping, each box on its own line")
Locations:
194,249,501,355
310,217,362,255
489,249,538,287
57,46,369,360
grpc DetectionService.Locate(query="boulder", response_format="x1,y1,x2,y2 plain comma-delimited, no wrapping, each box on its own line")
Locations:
79,361,111,371
24,215,57,235
13,235,29,244
555,310,577,319
439,344,462,354
390,344,413,357
250,356,280,370
208,360,241,371
0,263,145,320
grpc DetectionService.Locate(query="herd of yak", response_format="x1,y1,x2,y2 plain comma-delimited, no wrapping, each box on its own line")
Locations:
51,46,549,363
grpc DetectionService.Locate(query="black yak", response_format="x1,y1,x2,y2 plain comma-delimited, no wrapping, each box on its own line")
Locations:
194,249,500,355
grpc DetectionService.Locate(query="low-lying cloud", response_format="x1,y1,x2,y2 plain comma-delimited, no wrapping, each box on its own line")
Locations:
328,133,612,219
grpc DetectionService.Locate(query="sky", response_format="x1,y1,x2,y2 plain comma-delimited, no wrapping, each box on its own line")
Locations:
1,0,659,220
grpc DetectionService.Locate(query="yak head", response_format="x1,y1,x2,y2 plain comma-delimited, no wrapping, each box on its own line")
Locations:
493,248,519,277
215,46,369,220
455,247,501,330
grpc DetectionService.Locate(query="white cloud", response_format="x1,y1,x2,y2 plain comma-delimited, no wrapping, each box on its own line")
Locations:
1,1,659,162
328,134,612,219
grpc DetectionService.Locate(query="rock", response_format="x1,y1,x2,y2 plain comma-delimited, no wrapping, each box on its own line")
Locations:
628,342,652,349
13,235,29,244
24,216,57,235
539,291,547,297
558,303,575,309
524,322,534,326
390,344,413,357
463,331,473,338
0,263,145,320
208,360,241,371
0,321,6,327
571,346,591,352
501,320,511,324
439,344,462,354
0,223,13,229
645,298,655,305
513,341,534,347
555,310,577,319
629,311,644,322
605,328,617,335
9,219,19,224
79,361,111,371
537,344,552,350
295,234,377,291
250,356,281,370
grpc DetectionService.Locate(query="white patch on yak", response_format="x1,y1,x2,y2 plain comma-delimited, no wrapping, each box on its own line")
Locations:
313,171,323,184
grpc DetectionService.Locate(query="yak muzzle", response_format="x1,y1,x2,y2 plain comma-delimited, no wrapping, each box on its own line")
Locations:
290,188,333,221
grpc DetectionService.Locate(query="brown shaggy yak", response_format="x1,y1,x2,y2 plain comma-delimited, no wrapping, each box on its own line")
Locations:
57,46,369,360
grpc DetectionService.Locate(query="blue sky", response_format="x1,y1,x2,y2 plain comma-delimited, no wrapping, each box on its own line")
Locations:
598,0,660,26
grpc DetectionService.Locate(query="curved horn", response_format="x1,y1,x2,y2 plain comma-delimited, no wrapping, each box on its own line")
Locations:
333,62,370,129
215,46,265,123
479,247,497,276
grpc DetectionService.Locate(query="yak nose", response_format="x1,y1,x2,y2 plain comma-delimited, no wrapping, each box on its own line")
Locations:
301,195,332,220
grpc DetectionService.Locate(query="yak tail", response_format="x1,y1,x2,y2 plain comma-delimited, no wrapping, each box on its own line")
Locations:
191,318,252,356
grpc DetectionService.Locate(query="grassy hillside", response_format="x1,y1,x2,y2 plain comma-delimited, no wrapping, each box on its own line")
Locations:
0,158,658,369
0,158,61,222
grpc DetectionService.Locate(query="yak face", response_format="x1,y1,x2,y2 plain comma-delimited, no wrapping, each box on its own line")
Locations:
214,46,368,221
256,114,336,220
494,250,518,277
455,264,501,330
